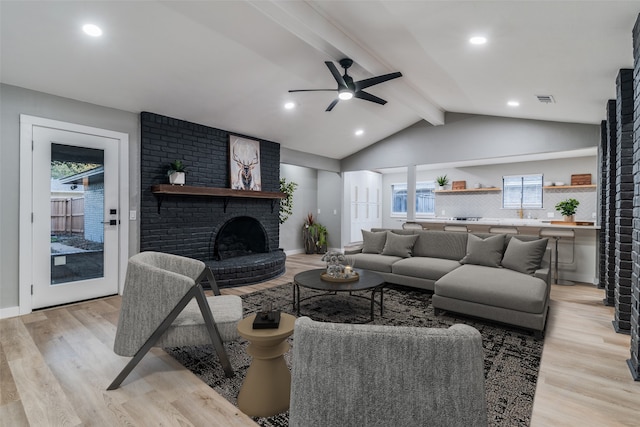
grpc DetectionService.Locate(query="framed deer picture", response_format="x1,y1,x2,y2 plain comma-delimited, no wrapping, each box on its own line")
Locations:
229,135,261,191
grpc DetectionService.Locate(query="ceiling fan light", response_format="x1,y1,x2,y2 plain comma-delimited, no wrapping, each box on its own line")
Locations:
338,90,353,100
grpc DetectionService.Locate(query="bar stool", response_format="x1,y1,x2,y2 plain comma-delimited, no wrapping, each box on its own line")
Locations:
402,222,423,230
444,225,468,233
489,226,518,235
539,228,575,285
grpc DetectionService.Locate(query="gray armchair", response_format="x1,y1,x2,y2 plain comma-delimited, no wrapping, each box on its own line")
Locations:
289,317,487,427
108,251,242,390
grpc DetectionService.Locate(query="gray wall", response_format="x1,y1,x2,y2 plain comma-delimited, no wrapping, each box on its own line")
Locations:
317,170,343,250
279,164,318,252
0,84,140,310
342,113,600,171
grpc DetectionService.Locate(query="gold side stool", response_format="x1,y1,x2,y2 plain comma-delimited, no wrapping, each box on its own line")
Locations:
237,313,296,417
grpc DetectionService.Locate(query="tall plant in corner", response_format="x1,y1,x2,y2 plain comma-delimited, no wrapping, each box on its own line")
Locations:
279,178,298,224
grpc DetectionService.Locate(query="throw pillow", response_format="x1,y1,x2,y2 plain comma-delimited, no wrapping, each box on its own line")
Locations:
381,232,419,258
362,230,387,254
460,234,505,267
501,237,549,275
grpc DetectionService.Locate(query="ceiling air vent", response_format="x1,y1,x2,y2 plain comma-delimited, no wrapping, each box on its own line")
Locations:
536,95,555,104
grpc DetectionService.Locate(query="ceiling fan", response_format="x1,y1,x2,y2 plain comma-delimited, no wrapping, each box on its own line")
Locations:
289,58,402,111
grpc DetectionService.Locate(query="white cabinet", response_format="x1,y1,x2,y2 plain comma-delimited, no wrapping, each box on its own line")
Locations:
344,171,382,243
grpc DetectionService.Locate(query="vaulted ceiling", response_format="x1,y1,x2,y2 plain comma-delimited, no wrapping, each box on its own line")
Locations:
1,1,637,159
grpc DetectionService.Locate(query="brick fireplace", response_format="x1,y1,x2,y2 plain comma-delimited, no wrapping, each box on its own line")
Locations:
139,112,285,287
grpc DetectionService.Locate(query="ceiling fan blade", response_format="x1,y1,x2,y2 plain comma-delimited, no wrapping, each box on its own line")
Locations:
326,99,339,111
355,72,402,91
325,61,348,88
354,90,387,105
289,89,337,93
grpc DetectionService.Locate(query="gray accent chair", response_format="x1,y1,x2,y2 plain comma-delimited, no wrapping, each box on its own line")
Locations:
108,251,243,390
289,317,488,427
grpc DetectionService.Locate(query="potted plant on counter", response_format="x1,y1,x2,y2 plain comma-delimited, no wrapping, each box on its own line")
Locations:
436,175,449,190
167,160,187,185
555,198,580,222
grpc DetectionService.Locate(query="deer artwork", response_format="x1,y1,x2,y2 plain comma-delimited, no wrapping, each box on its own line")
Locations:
231,140,261,191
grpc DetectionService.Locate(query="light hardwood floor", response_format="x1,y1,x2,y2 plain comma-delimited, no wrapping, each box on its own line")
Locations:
1,254,638,426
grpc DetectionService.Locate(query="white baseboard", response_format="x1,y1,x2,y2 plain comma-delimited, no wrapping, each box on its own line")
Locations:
284,249,305,256
0,306,20,319
562,273,597,285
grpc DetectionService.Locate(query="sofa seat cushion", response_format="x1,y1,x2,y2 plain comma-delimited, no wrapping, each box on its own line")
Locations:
350,253,402,273
392,257,462,281
435,265,547,313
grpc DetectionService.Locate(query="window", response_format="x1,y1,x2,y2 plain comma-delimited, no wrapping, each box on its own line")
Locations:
391,182,436,216
502,174,543,209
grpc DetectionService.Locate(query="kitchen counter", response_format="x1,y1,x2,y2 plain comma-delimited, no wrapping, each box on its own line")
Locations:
414,218,599,230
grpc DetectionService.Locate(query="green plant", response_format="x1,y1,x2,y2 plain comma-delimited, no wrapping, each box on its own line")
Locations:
167,160,187,176
436,175,449,186
302,213,327,253
555,198,580,216
314,224,328,247
279,178,298,224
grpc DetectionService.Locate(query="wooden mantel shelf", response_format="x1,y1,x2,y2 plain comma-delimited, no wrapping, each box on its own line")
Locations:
152,184,286,199
151,184,286,213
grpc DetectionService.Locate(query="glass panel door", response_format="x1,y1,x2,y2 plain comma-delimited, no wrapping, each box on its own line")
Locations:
32,126,119,309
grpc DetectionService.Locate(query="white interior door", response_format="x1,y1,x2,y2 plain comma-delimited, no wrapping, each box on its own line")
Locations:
31,126,119,309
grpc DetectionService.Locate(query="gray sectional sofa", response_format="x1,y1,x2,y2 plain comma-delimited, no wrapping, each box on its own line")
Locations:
345,229,551,336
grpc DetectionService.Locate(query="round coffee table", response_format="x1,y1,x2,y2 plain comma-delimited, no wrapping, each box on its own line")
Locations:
293,268,385,321
236,313,296,417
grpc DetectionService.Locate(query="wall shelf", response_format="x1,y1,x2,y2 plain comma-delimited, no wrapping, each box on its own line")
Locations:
151,184,286,213
543,185,596,189
435,187,501,193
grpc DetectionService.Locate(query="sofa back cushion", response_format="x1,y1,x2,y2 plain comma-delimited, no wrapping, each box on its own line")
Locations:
460,234,505,267
381,232,419,258
362,230,387,254
413,231,468,260
501,237,549,275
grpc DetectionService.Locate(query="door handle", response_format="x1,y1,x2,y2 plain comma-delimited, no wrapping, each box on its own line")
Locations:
102,220,119,225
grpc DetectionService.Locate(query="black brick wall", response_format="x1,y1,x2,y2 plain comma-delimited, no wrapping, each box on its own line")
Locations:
604,100,618,306
630,13,640,380
614,69,634,334
599,120,608,290
139,112,281,261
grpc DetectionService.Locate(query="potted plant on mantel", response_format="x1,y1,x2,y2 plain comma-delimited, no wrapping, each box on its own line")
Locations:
555,198,580,222
167,160,186,185
436,175,449,190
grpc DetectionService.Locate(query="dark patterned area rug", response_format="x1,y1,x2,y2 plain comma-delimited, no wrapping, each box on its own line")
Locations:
166,283,543,427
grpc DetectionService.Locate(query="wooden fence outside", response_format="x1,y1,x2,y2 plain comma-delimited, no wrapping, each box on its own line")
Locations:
51,198,84,233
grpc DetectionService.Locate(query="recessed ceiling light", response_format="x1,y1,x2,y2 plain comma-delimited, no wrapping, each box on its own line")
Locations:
284,102,295,110
355,129,364,136
507,100,520,107
83,24,103,37
469,36,487,45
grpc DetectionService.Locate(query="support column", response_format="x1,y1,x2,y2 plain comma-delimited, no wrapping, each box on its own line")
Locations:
613,69,634,334
604,100,617,306
598,120,608,290
628,13,640,380
406,165,417,221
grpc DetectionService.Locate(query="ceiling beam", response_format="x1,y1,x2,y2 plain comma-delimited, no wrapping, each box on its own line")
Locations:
249,0,445,126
